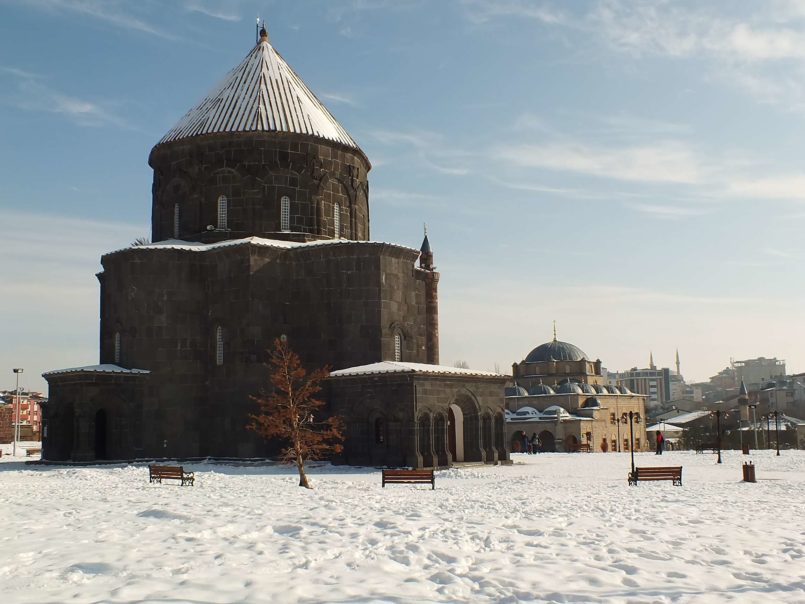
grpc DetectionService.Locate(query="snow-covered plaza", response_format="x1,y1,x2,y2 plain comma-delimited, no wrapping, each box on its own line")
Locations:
2,448,804,603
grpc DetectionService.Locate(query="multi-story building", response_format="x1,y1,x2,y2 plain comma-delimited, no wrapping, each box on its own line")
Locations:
734,357,786,389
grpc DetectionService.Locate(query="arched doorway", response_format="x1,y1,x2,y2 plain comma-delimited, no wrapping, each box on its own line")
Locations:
538,430,555,452
448,405,464,461
94,409,108,460
417,413,433,468
564,434,579,452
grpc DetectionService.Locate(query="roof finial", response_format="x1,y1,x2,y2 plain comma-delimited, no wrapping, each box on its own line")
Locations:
424,222,427,237
553,320,557,342
257,17,268,44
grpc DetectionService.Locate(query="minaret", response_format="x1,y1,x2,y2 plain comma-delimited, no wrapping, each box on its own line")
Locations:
675,348,681,376
649,351,656,370
420,225,439,364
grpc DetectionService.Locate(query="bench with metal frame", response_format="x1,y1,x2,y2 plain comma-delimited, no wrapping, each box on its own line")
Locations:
149,464,195,486
381,468,435,489
628,466,682,486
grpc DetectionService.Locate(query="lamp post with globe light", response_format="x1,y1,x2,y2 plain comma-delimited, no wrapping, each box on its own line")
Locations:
710,406,728,464
12,368,23,457
621,410,641,477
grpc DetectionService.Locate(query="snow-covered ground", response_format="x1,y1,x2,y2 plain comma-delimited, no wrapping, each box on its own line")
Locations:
2,447,804,603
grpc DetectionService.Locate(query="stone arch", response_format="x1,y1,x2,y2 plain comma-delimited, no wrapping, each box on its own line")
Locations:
539,430,556,452
417,412,434,468
481,412,494,462
449,390,482,463
564,434,579,452
434,413,448,467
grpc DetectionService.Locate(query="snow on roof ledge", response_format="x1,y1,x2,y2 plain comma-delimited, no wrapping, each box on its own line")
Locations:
43,364,150,377
105,237,419,258
330,361,508,379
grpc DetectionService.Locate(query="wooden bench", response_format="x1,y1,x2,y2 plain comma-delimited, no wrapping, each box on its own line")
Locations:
628,466,682,486
25,448,42,456
382,468,435,489
577,443,591,453
695,443,719,454
149,464,194,486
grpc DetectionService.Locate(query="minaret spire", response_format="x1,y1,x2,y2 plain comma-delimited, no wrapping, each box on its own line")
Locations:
649,351,656,370
552,320,557,342
676,348,681,376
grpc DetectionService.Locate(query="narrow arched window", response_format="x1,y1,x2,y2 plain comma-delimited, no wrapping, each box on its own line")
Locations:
217,195,228,230
280,196,290,232
114,332,121,364
333,203,340,238
394,333,402,362
173,203,180,239
375,418,385,444
215,326,223,366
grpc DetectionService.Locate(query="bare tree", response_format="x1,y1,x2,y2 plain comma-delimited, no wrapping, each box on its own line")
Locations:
130,236,151,247
248,338,344,489
454,360,470,369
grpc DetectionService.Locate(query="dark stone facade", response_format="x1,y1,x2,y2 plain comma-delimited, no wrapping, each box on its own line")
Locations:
329,373,508,468
150,133,370,243
42,35,509,467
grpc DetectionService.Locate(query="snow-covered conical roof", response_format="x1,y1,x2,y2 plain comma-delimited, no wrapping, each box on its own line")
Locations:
157,30,360,149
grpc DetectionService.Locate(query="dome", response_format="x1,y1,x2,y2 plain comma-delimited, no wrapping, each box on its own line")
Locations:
541,405,570,419
505,385,529,397
619,385,633,394
580,383,597,395
525,340,589,363
511,407,540,421
606,385,621,394
582,397,602,408
528,384,556,396
556,382,583,395
594,384,609,394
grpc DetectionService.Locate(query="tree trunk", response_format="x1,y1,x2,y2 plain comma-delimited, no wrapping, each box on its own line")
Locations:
296,455,310,488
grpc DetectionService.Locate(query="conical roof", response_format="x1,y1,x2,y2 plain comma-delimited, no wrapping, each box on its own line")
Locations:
157,31,360,150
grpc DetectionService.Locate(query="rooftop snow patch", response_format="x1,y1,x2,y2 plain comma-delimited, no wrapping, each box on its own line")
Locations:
106,237,419,258
43,364,150,377
330,361,507,378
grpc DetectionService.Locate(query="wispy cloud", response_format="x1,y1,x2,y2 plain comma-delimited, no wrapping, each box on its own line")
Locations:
0,68,130,128
368,129,473,177
320,92,359,107
627,203,712,220
183,0,240,22
494,140,703,184
728,174,805,201
18,0,178,40
461,0,567,26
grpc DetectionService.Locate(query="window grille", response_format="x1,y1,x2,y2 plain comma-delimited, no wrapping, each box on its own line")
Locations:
394,333,402,361
280,196,290,232
173,203,180,238
216,326,223,366
217,195,227,230
114,332,121,364
333,203,340,238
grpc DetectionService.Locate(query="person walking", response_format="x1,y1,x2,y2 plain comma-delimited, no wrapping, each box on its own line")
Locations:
531,432,539,454
655,430,664,455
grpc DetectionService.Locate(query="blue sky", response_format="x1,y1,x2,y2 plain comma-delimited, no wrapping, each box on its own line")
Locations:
2,0,804,392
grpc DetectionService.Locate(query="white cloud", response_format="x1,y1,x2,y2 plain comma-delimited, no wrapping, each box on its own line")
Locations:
728,175,805,201
183,0,240,22
627,203,712,219
461,0,567,25
320,92,359,107
495,140,703,184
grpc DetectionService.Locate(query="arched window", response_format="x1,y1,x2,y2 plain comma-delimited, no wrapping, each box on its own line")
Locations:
280,196,290,232
217,195,227,230
173,203,180,239
394,333,402,362
114,332,121,364
374,418,385,444
215,326,224,366
333,203,340,238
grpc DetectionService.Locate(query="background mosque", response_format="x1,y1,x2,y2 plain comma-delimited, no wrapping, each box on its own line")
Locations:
505,332,647,453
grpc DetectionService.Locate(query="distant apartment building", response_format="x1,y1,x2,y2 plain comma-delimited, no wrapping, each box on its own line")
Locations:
618,367,669,408
734,357,786,389
0,391,44,441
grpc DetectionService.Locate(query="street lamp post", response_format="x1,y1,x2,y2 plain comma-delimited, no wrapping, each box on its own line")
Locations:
710,408,727,464
621,411,642,477
748,403,759,450
771,410,781,456
12,368,23,457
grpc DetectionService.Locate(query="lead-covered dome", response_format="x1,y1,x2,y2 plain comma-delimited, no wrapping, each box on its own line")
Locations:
525,340,589,363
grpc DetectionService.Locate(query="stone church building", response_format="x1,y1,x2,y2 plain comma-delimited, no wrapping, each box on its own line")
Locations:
42,27,508,468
